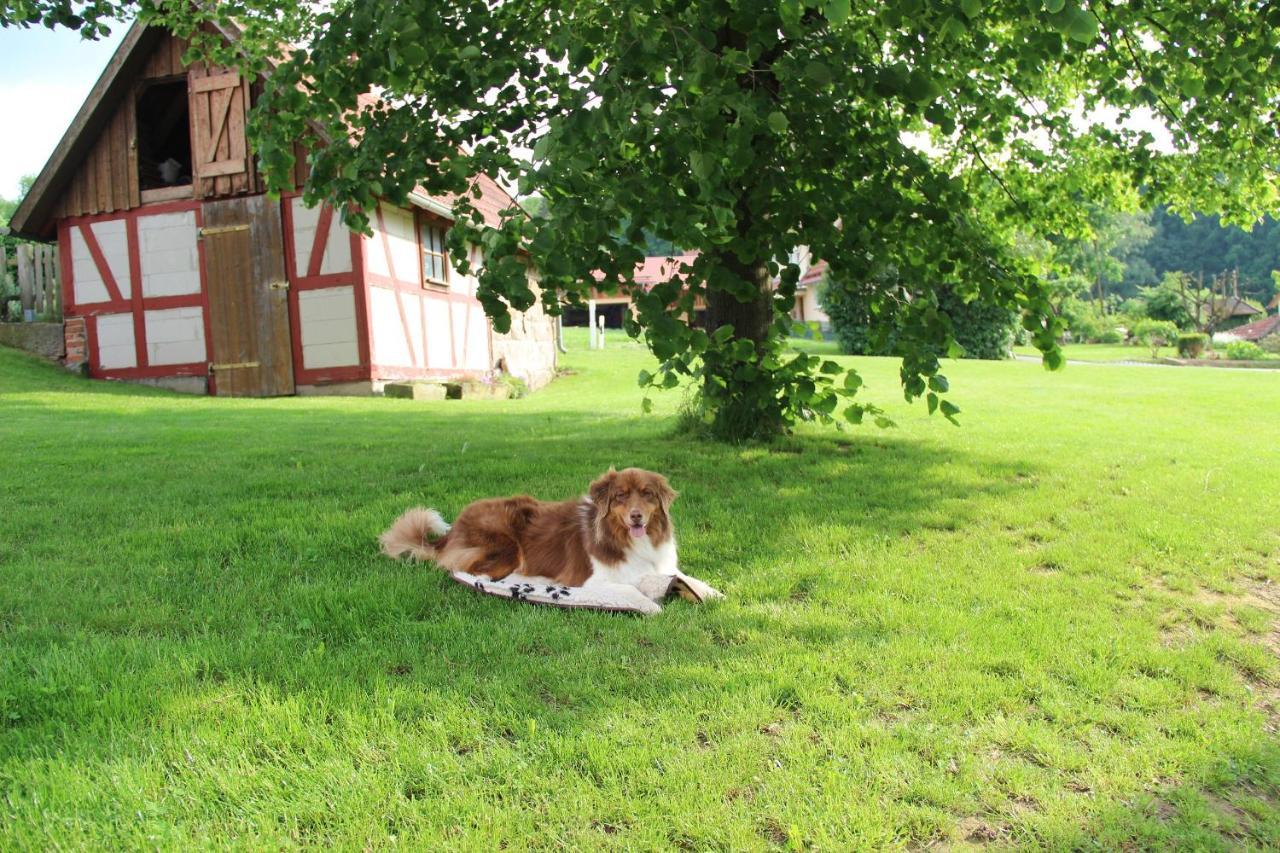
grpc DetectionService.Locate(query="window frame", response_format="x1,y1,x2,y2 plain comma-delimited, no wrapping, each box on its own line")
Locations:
416,211,450,289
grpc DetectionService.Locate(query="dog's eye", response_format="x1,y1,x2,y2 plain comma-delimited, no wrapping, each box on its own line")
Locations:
615,490,628,500
642,489,654,498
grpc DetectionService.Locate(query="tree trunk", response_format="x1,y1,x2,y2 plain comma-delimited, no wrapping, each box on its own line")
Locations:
704,257,774,346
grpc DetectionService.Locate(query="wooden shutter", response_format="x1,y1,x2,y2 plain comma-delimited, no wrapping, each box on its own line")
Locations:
188,67,253,198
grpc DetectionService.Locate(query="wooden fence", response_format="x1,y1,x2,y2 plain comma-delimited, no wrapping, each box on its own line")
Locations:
0,241,61,323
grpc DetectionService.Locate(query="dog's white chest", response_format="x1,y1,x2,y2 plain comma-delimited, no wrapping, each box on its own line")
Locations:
589,535,679,587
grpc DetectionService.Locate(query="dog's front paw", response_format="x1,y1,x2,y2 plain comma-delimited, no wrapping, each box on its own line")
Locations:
671,571,724,603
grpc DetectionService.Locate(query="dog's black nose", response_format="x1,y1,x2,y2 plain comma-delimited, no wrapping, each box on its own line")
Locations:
629,511,643,524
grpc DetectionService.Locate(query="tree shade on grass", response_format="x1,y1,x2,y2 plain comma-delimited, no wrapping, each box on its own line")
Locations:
0,335,1277,848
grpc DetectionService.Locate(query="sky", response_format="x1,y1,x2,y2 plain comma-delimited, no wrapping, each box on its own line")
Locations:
0,20,128,199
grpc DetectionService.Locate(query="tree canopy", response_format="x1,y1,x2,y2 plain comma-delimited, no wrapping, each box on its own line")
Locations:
4,1,1278,439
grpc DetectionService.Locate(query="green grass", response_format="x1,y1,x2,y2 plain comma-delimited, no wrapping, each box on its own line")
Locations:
1013,343,1157,363
2,335,1278,850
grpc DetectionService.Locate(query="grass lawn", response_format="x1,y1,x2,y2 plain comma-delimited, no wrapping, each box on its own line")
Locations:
1013,344,1157,364
2,334,1278,849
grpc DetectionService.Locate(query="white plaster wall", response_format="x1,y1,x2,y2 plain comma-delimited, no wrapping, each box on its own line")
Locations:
144,307,206,365
96,312,136,369
298,286,360,368
369,286,412,366
449,302,489,371
367,204,419,283
290,200,352,276
89,220,131,298
70,226,111,305
138,211,200,297
424,296,453,368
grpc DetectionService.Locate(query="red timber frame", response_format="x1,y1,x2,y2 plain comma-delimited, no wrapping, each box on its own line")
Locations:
58,198,216,388
361,201,494,381
279,192,371,385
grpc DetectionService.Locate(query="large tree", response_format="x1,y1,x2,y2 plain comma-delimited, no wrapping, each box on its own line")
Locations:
5,2,1278,439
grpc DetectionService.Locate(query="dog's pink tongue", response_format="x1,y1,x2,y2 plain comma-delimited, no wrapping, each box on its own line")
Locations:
629,524,646,539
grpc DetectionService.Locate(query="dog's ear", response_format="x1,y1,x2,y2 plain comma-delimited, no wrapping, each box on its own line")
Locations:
652,473,678,510
589,468,617,506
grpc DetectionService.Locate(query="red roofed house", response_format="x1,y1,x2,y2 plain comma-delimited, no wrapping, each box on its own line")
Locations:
1227,313,1280,343
8,20,556,396
792,257,831,332
573,253,704,329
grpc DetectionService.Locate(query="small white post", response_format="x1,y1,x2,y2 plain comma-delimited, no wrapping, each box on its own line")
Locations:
588,300,598,349
597,314,606,349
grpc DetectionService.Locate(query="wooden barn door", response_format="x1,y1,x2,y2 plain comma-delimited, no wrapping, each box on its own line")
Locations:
188,67,254,198
202,195,295,396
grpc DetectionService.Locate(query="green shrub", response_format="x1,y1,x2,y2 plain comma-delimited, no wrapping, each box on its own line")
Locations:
823,272,1016,360
821,275,900,356
1133,319,1179,357
1224,340,1266,361
1098,328,1123,344
1176,332,1208,358
1260,336,1280,355
1066,312,1105,343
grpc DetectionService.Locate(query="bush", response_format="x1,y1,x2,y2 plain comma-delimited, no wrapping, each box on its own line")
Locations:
821,275,900,356
1097,328,1123,344
938,287,1017,359
1065,312,1105,343
1260,336,1280,355
1132,319,1179,357
1224,340,1266,361
1176,332,1208,358
823,272,1016,360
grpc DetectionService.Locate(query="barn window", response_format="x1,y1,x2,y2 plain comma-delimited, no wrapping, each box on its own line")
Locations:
136,79,193,191
419,217,449,287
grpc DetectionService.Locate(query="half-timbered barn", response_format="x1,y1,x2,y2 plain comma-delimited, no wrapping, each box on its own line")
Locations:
8,21,557,396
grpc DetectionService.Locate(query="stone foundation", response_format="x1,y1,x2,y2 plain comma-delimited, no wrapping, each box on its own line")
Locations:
0,321,66,360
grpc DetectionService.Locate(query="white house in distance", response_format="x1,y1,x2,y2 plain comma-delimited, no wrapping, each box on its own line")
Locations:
8,19,556,396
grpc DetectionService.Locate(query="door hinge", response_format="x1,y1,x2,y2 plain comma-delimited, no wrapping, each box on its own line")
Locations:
269,280,289,291
209,360,260,372
199,224,250,238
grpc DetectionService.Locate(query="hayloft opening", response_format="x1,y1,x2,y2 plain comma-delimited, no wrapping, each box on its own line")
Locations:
136,79,192,190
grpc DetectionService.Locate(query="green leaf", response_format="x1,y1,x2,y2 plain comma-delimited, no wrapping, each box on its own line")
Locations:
927,391,939,414
959,0,981,19
638,369,653,385
824,0,851,26
1061,7,1098,43
1044,0,1066,12
459,45,482,60
844,371,863,391
874,416,894,429
820,360,842,375
641,397,654,414
805,61,834,86
927,374,949,393
939,400,961,423
767,111,789,134
843,404,864,425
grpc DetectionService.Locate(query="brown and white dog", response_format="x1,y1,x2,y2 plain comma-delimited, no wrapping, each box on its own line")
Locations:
379,467,721,613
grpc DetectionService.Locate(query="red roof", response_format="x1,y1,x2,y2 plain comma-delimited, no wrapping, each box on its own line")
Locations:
798,260,827,288
593,253,699,288
428,172,520,230
1228,313,1280,341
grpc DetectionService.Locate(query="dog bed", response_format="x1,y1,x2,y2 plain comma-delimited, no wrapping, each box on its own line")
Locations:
449,569,723,614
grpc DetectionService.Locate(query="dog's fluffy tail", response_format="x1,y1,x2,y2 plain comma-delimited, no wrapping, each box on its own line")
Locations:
379,507,450,562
